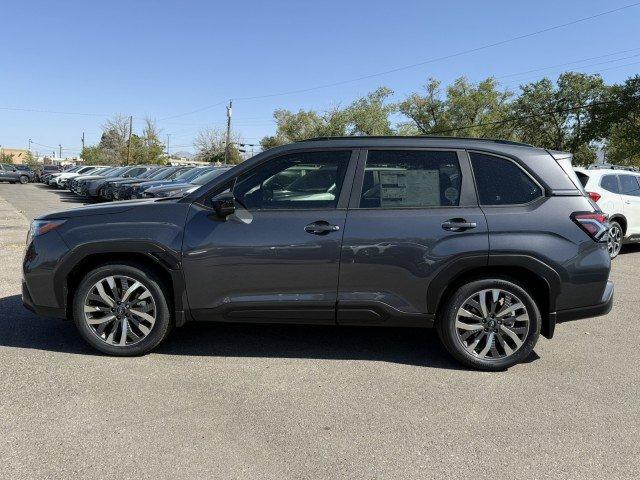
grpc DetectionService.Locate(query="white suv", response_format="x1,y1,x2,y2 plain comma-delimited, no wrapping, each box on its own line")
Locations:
575,167,640,258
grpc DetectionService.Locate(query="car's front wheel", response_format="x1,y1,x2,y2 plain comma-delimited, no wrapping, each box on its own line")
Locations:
19,175,29,184
72,263,172,355
437,278,541,371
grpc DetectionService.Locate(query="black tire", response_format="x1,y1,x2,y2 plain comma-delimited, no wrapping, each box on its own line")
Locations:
436,278,541,371
9,181,16,184
72,263,172,356
608,220,623,259
19,175,29,184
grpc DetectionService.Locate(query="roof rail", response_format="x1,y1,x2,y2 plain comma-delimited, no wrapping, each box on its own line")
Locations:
298,135,534,147
586,164,640,172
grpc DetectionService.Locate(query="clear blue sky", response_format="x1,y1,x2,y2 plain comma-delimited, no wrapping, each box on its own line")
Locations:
1,0,639,157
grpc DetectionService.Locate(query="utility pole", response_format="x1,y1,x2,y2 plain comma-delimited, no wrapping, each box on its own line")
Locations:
224,100,232,164
166,134,170,156
81,132,85,151
58,144,62,159
28,138,32,153
126,115,133,165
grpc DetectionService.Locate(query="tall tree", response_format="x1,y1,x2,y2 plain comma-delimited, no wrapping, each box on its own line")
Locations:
194,127,243,164
588,75,640,166
399,77,512,138
511,73,606,165
346,87,396,135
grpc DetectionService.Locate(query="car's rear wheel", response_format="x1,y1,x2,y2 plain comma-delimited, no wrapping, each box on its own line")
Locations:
19,175,29,184
72,263,172,355
437,278,541,371
608,221,623,259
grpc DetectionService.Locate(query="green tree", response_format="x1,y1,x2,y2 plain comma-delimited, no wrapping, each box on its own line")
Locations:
399,77,512,138
0,151,15,163
588,75,640,166
80,146,104,165
511,73,606,165
346,87,396,135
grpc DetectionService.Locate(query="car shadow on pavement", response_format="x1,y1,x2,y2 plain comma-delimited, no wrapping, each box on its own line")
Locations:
35,184,100,205
0,294,539,369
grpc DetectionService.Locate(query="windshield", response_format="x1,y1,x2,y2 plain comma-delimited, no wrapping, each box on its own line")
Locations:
167,167,192,180
150,168,179,180
193,168,230,185
105,167,126,177
175,167,212,182
137,168,162,179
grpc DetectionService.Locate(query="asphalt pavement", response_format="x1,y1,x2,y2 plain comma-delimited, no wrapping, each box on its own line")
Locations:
1,182,639,480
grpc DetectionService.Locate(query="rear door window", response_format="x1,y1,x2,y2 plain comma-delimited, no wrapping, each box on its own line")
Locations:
601,175,620,194
619,175,640,196
359,150,461,208
470,152,542,205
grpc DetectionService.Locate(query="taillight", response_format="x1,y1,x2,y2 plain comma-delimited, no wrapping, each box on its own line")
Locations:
571,212,608,242
587,191,601,202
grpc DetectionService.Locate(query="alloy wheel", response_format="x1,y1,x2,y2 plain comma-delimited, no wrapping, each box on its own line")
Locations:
607,224,622,258
83,275,157,346
455,288,530,360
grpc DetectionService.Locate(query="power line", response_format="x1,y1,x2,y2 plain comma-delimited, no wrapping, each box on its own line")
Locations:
157,2,640,120
495,47,640,80
426,100,616,135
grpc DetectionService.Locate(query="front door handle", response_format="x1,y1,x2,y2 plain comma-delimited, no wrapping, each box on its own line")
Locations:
305,221,340,235
442,218,477,232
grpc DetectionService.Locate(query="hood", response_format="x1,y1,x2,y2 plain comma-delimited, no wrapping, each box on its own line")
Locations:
137,179,178,190
36,197,178,220
147,182,192,193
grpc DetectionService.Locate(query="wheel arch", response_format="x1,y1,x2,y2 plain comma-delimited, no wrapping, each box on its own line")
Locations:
56,241,188,326
427,255,561,339
609,214,627,235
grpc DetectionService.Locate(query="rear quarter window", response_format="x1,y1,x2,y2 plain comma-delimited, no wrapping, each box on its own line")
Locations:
575,171,589,188
469,152,543,205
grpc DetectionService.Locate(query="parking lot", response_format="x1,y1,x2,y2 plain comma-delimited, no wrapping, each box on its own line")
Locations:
1,182,639,479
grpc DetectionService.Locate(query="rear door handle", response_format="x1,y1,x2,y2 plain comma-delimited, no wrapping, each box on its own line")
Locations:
305,221,340,235
442,219,477,232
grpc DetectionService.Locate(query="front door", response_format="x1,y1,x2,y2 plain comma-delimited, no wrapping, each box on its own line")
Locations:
182,149,357,323
337,148,489,325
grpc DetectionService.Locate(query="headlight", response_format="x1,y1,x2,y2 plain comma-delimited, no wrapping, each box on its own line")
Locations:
27,219,66,244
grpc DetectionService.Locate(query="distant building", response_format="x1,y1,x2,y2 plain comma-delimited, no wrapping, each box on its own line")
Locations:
0,147,29,164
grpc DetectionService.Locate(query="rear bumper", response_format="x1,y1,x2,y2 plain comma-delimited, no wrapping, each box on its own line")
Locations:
551,280,614,328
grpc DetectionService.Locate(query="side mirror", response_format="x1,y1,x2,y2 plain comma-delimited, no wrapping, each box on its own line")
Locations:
211,191,236,218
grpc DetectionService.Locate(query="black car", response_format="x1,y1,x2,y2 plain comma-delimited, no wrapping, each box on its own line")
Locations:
22,137,613,370
35,165,62,182
115,166,190,200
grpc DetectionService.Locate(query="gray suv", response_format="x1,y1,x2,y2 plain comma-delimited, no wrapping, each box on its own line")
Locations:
22,137,613,370
0,163,33,184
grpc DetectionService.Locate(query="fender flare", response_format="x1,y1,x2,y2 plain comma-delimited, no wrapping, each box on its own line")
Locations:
54,240,188,325
426,253,562,338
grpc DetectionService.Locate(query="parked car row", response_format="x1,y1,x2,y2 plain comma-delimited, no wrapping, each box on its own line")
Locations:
39,163,231,201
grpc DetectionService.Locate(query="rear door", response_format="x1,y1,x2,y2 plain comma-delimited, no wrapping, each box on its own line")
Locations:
619,174,640,235
599,174,624,218
337,148,488,325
